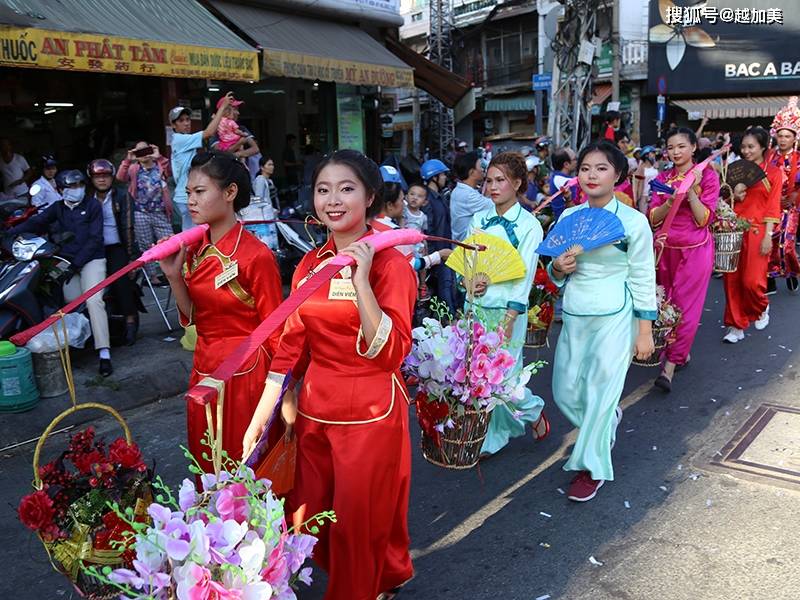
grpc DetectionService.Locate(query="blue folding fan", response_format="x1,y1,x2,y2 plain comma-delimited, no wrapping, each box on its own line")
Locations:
649,179,676,196
537,207,626,257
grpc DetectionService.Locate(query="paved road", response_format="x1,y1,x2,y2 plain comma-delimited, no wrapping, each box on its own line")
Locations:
3,278,799,599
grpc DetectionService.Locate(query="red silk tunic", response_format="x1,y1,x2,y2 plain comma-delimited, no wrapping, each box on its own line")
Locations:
724,162,782,329
180,223,283,473
270,231,417,600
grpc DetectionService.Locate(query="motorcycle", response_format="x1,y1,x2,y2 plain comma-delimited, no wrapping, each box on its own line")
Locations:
0,232,71,339
273,201,326,284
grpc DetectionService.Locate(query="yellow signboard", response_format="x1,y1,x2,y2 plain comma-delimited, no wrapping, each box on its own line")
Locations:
264,49,413,88
0,27,259,81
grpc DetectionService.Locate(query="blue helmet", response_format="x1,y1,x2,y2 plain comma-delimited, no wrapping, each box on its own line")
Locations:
380,165,403,184
420,159,449,182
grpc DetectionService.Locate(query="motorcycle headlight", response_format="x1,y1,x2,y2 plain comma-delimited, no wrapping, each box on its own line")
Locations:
12,239,37,261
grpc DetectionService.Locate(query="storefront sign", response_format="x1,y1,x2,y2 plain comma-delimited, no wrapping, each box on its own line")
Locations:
0,27,259,81
336,86,365,153
264,50,413,88
648,0,799,94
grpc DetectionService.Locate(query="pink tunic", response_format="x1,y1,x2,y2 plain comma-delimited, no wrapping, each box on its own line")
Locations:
648,165,719,365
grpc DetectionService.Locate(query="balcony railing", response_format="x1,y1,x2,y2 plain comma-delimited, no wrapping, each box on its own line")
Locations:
621,40,648,66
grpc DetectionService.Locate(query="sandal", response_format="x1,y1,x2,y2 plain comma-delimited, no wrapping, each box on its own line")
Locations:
654,372,672,393
532,412,550,441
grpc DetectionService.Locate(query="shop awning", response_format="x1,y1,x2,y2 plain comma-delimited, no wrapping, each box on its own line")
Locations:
673,96,792,119
484,94,536,112
210,1,414,88
0,0,258,80
592,83,612,106
385,37,471,108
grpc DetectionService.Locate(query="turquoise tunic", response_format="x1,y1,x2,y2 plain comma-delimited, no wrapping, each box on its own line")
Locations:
549,198,656,481
464,202,546,455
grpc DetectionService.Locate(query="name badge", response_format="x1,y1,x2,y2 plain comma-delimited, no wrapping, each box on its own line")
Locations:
214,261,239,289
328,278,357,300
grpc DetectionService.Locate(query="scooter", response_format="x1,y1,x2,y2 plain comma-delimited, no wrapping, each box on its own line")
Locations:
0,232,71,339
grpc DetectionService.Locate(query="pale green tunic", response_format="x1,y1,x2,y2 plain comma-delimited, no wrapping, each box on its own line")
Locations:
464,203,546,455
549,198,656,481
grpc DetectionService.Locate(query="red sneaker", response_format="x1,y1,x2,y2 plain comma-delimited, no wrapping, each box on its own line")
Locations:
567,471,604,502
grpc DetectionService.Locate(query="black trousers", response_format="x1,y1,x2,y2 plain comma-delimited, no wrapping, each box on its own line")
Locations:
105,244,139,318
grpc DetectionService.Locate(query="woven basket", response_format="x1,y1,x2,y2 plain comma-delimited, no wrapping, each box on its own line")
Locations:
631,325,671,367
421,407,490,470
714,230,744,273
525,324,549,348
32,403,149,598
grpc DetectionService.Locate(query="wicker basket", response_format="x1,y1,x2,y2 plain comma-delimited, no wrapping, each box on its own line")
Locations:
714,230,744,273
31,403,150,598
525,325,549,348
421,407,490,469
631,325,671,367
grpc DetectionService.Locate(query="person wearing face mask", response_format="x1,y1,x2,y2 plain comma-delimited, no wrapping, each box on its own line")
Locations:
9,170,112,375
31,155,62,210
88,159,141,348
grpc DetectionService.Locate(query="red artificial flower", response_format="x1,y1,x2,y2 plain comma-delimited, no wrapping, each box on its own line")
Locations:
416,397,450,448
18,490,55,532
68,427,96,454
539,302,554,326
71,448,106,475
109,439,144,470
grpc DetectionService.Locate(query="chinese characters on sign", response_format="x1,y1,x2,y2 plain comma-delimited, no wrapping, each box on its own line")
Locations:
0,27,259,81
664,6,783,25
263,50,413,88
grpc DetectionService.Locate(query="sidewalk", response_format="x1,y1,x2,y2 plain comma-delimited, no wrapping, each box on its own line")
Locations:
0,286,194,450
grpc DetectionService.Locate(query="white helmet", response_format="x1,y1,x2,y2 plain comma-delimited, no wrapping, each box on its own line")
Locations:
525,156,541,172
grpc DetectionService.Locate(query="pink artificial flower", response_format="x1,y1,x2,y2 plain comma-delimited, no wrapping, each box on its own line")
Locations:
215,482,249,524
472,321,486,339
472,383,490,398
485,365,504,385
472,355,490,378
453,365,467,383
261,547,290,588
472,343,490,358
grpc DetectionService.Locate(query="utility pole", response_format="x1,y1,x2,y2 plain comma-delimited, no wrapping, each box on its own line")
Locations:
549,0,600,149
611,0,620,102
428,0,455,160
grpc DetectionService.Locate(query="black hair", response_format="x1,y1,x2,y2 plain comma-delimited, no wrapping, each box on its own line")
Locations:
577,141,629,185
665,126,698,147
258,155,274,167
382,182,403,207
189,151,252,212
743,126,770,150
551,148,573,172
604,110,621,123
454,150,481,181
695,147,712,162
407,179,427,193
311,149,384,219
614,129,630,144
286,134,296,142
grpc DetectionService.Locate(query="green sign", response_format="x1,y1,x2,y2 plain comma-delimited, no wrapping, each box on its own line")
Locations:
336,85,365,154
597,43,613,78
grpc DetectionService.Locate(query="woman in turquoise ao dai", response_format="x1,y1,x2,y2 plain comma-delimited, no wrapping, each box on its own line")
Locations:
464,152,548,456
549,141,656,502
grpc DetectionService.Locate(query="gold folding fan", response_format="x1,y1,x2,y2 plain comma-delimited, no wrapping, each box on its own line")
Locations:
446,230,526,286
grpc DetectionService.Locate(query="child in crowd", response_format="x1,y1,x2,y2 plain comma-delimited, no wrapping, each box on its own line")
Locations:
404,182,432,299
216,96,249,152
